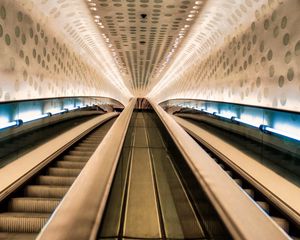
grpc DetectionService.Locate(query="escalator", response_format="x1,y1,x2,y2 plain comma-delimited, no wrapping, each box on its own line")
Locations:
173,114,300,238
0,117,116,239
175,113,300,186
0,115,100,168
98,111,230,239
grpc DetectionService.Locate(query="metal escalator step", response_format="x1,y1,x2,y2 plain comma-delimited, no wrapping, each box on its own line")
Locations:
233,178,243,186
76,145,98,150
67,150,94,157
244,189,254,198
256,201,270,213
91,134,105,138
86,136,102,139
24,185,69,198
219,163,225,169
62,155,88,162
37,176,76,186
47,167,82,177
78,141,99,145
7,198,60,213
271,217,289,233
54,161,86,169
0,232,38,240
81,140,98,143
73,146,96,151
76,142,99,147
0,212,50,233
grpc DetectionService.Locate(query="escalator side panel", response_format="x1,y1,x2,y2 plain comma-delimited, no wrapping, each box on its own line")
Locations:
98,147,131,238
150,148,205,239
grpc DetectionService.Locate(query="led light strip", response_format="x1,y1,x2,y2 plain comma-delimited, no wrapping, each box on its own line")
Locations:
199,109,300,141
260,125,300,142
0,105,94,131
0,120,22,131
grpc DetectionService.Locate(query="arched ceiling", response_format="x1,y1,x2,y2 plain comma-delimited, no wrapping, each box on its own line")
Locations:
24,0,209,98
18,0,297,110
85,0,206,97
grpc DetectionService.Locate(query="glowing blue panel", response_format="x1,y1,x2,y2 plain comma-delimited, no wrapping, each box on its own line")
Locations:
239,113,266,128
213,112,231,119
262,125,300,141
0,121,18,130
22,113,50,123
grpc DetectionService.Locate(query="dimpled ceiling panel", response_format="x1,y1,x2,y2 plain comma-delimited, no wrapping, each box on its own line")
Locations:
85,0,207,97
149,0,300,112
0,0,131,104
0,0,299,112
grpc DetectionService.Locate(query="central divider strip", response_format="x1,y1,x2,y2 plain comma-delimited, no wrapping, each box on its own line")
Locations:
145,114,167,239
37,99,136,240
123,112,161,239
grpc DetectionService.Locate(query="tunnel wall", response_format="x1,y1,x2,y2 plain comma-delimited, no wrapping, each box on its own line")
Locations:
0,1,128,104
152,0,300,112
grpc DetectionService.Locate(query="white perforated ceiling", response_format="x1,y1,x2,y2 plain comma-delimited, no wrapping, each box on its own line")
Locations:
85,0,206,96
9,0,299,112
26,0,266,99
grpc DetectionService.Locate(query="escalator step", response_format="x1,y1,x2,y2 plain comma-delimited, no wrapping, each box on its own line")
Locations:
244,189,254,198
67,150,94,157
0,232,38,240
256,201,270,213
86,136,102,139
7,198,60,213
36,176,76,186
76,142,99,148
54,161,86,169
47,167,82,177
225,170,233,177
62,155,88,162
81,140,98,143
233,178,243,186
24,186,69,198
73,146,96,151
271,217,289,233
219,163,225,169
0,212,50,233
78,141,99,145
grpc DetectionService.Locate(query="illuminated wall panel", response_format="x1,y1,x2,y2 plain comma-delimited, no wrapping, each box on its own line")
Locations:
0,1,130,104
150,0,300,112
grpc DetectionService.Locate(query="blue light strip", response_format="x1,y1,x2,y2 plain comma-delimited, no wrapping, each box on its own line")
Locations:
260,125,300,141
0,121,18,130
231,117,260,128
213,112,231,119
201,109,213,114
22,113,51,123
67,106,80,111
51,109,68,115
